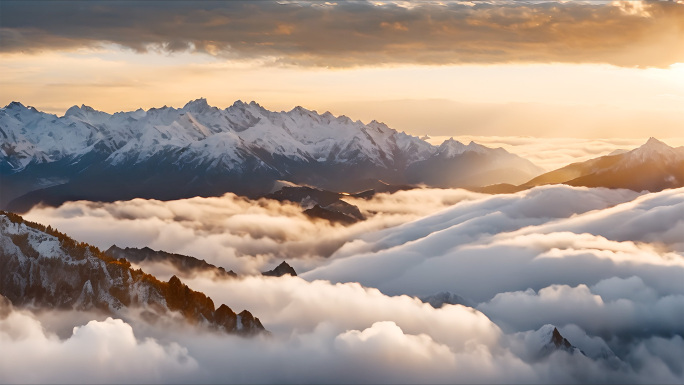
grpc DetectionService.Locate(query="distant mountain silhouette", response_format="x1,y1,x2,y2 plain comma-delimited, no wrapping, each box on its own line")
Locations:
479,138,684,193
105,245,237,279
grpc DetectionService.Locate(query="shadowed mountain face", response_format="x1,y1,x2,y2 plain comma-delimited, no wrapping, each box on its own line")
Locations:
265,185,369,224
0,100,542,212
406,139,543,188
479,138,684,194
522,138,684,192
526,325,583,361
0,211,264,335
105,245,237,279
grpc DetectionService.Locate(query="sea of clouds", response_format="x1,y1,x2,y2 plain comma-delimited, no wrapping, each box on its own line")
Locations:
2,185,681,383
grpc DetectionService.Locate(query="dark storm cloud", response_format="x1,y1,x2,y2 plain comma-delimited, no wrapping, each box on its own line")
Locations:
2,1,684,67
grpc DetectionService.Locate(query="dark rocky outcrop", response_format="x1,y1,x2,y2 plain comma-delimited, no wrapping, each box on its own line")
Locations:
105,245,237,279
550,327,574,350
262,261,297,277
266,185,368,224
304,204,359,225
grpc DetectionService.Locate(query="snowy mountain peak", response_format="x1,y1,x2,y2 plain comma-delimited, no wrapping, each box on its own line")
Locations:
5,101,27,110
149,105,172,112
64,104,100,117
526,324,578,357
368,120,390,132
231,100,248,108
641,137,670,150
625,137,682,165
440,137,461,145
3,102,40,115
291,105,310,114
183,97,212,113
64,105,81,116
436,138,467,157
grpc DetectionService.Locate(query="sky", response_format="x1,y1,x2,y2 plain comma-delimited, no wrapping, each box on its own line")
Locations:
1,0,683,138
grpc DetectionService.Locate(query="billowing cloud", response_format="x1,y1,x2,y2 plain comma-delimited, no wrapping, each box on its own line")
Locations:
307,186,645,283
2,1,684,68
7,185,684,382
0,298,197,384
3,272,683,383
22,189,482,274
479,277,684,338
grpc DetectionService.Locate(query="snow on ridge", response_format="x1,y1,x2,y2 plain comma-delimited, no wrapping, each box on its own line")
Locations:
1,99,525,172
619,137,684,168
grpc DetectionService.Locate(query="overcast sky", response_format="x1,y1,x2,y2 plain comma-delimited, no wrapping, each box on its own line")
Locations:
1,0,683,138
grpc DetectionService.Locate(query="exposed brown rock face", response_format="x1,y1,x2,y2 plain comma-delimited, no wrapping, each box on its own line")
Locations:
550,327,573,350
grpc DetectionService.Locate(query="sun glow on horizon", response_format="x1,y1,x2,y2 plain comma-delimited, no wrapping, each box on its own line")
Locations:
2,45,683,140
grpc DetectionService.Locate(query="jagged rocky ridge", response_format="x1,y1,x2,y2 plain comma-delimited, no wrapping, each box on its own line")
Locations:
0,211,265,335
105,245,237,279
262,261,297,277
0,100,542,211
106,245,297,280
524,324,584,361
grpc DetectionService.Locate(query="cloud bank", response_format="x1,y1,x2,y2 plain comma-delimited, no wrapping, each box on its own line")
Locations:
11,185,684,383
0,298,197,384
23,189,482,274
2,1,684,67
306,186,684,301
2,273,682,383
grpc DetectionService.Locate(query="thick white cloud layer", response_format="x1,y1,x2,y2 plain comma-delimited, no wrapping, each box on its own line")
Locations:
10,185,684,383
2,273,682,383
0,301,197,384
23,189,483,274
305,186,683,301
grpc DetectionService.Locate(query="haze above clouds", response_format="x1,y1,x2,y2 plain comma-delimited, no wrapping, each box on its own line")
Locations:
1,1,683,138
427,136,684,171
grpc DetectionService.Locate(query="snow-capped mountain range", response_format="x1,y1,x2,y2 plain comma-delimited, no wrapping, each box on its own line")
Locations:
0,99,542,210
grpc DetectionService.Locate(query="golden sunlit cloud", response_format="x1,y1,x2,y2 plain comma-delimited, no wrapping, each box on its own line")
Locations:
1,1,684,68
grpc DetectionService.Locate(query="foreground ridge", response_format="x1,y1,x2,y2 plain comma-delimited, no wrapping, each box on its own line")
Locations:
0,211,265,335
